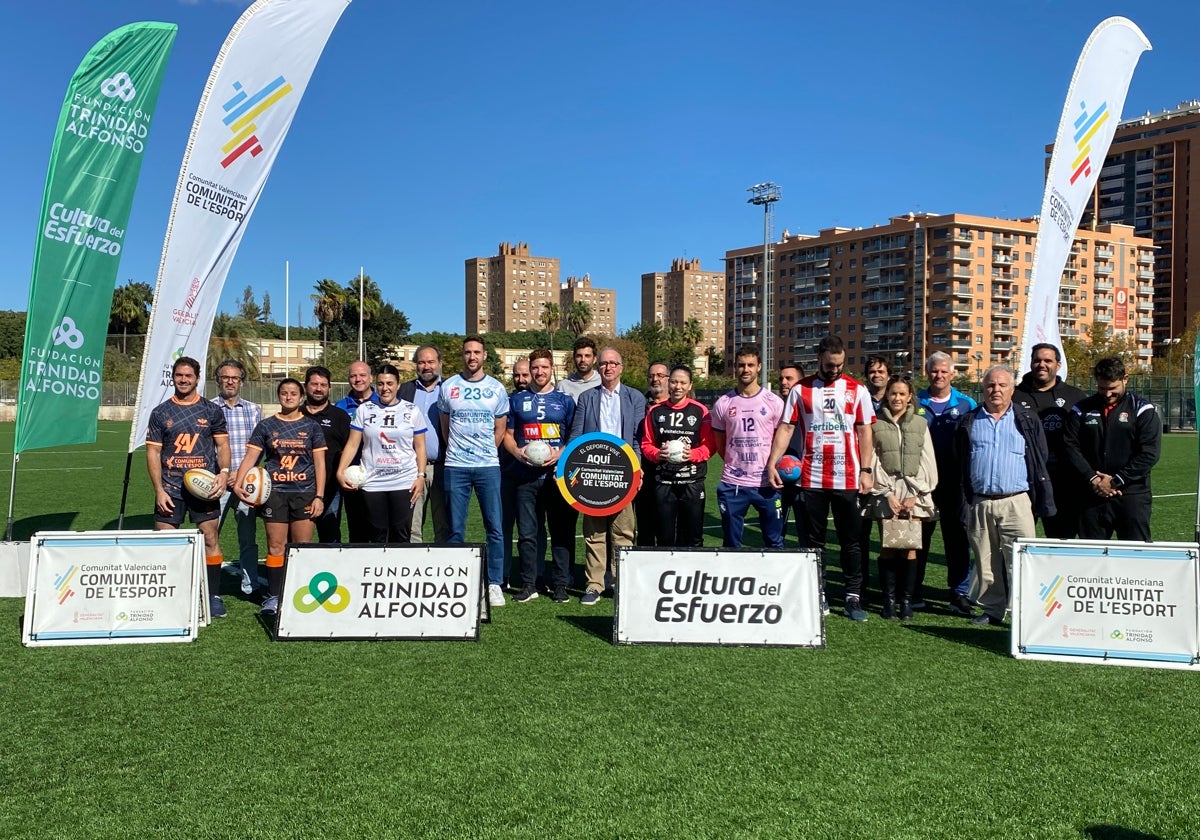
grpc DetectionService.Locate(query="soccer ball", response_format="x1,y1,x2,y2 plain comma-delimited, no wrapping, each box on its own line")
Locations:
240,465,272,505
343,464,368,489
524,440,552,467
664,439,687,463
776,455,802,483
183,468,218,499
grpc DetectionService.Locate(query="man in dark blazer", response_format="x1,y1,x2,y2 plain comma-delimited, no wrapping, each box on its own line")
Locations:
568,346,647,605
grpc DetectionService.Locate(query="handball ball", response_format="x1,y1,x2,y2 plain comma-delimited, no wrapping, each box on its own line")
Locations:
524,440,552,467
776,455,802,483
664,439,687,463
343,464,367,488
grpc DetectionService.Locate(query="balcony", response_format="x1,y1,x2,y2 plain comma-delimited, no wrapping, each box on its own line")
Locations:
1060,274,1079,288
994,235,1017,248
1138,269,1154,280
1138,285,1154,296
1094,312,1112,322
952,267,972,279
1095,264,1113,276
1139,347,1154,358
952,231,974,244
1094,280,1113,291
953,284,973,299
992,289,1014,300
1095,247,1114,258
993,339,1015,350
1138,252,1153,265
992,252,1012,265
992,322,1014,335
1137,301,1153,312
1095,296,1114,307
1137,317,1154,327
952,248,973,262
950,303,974,315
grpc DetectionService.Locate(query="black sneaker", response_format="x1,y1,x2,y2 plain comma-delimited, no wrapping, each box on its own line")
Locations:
515,587,539,603
845,597,868,622
552,586,570,603
970,612,1005,626
948,593,974,616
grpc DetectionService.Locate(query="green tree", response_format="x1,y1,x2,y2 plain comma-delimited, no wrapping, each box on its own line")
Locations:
361,301,412,368
705,345,725,375
566,300,592,336
342,274,382,332
0,311,26,358
1062,322,1138,381
210,313,262,380
540,302,561,351
261,291,272,324
238,285,262,323
311,279,347,349
682,316,704,351
108,281,152,354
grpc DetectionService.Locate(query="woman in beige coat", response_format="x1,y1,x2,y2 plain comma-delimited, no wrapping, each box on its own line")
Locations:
866,377,938,619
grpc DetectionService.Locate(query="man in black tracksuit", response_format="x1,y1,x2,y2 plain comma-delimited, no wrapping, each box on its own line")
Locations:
1014,343,1087,538
1062,356,1161,542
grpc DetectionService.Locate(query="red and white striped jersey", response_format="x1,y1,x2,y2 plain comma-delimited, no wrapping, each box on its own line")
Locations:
784,374,875,490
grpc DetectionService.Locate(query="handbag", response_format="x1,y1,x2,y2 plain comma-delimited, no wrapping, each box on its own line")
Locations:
881,516,922,550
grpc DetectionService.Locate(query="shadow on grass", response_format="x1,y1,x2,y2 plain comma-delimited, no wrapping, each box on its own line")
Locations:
908,623,1011,657
558,613,614,644
101,514,157,531
13,512,78,540
1085,827,1163,840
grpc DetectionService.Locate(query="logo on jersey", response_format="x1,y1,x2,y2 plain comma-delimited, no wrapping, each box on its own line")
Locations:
450,387,461,399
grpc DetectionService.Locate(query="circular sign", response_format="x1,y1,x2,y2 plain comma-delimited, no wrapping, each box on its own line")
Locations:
554,432,642,516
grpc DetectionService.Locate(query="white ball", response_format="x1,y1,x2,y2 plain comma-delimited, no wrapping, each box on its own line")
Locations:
343,464,368,489
665,439,687,463
240,466,272,506
524,440,552,467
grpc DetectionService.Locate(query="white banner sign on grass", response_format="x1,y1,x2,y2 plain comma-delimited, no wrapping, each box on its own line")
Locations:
23,530,202,647
615,548,824,647
1012,539,1200,670
275,544,485,641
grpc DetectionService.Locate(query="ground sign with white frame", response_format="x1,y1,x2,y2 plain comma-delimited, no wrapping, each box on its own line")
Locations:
1012,538,1200,670
275,543,485,641
23,530,202,647
614,547,824,647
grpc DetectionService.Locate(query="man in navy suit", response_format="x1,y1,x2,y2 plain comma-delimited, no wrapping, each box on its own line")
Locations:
568,346,647,605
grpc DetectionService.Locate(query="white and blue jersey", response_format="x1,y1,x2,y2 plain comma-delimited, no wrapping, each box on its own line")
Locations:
508,388,575,479
439,373,509,468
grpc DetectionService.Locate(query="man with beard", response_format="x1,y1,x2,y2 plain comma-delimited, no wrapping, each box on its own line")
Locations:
635,361,669,546
335,360,381,543
303,365,351,543
767,336,875,622
211,359,261,595
557,336,601,401
399,345,448,543
1014,343,1087,538
500,358,543,589
1063,356,1160,541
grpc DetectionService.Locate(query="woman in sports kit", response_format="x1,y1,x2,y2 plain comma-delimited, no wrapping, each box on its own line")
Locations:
233,378,327,616
336,364,427,544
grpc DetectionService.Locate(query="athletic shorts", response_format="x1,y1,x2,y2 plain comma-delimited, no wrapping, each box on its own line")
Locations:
261,490,317,523
156,491,221,526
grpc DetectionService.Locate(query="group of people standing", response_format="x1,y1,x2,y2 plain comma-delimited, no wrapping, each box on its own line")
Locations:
146,331,1161,628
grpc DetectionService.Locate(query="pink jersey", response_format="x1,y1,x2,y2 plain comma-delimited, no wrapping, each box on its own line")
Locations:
712,387,785,488
784,374,875,490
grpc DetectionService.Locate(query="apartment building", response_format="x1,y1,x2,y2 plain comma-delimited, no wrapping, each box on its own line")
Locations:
465,242,561,334
640,257,726,351
726,212,1155,377
559,274,616,337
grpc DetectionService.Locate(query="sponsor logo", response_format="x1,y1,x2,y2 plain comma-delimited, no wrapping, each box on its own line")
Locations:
100,72,136,102
1038,575,1064,617
52,317,84,349
293,571,351,614
1069,99,1109,185
219,76,294,169
55,564,79,604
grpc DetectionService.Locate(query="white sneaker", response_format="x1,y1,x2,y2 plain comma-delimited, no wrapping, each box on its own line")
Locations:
240,569,254,595
488,584,506,607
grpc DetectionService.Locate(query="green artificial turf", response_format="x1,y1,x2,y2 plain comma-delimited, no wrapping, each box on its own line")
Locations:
0,423,1198,839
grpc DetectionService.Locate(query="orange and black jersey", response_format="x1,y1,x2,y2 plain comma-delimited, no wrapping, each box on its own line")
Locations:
246,414,327,494
641,397,715,485
147,395,228,497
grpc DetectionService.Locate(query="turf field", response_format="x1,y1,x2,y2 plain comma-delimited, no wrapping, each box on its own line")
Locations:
1,422,1198,839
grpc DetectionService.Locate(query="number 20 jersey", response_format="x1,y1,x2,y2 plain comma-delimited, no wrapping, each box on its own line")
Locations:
784,374,875,490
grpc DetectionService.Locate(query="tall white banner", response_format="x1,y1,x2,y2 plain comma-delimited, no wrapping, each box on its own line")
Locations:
1019,17,1150,377
129,0,350,451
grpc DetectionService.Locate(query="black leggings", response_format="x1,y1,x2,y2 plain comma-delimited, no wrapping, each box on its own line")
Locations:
362,488,414,544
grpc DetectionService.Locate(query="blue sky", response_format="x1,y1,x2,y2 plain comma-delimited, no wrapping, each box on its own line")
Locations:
2,1,1198,335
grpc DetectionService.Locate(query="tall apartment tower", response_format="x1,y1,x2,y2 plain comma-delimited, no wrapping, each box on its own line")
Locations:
560,274,617,337
1052,100,1200,345
640,257,726,351
465,242,561,334
726,212,1155,377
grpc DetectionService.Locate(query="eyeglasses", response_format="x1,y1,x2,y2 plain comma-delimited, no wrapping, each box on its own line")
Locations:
598,361,622,367
218,375,243,381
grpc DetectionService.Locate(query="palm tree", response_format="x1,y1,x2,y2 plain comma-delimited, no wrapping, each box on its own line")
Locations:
311,279,347,349
344,274,382,324
209,314,261,380
110,283,143,355
566,300,592,336
682,316,705,354
541,301,562,350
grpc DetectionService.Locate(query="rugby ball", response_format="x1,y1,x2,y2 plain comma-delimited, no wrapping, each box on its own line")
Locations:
524,440,552,467
183,468,218,499
343,464,368,489
664,439,687,463
776,455,802,483
239,465,272,506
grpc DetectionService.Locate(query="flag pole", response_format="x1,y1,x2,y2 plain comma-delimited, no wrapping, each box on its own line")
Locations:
358,266,364,360
5,453,18,540
284,259,290,378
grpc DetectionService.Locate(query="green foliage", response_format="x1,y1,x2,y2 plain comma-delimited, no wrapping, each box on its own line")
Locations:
1062,321,1139,378
237,284,262,323
209,313,262,379
0,426,1198,839
0,310,27,359
621,321,697,370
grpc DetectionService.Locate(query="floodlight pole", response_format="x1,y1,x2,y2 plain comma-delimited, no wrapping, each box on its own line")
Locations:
748,182,781,388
